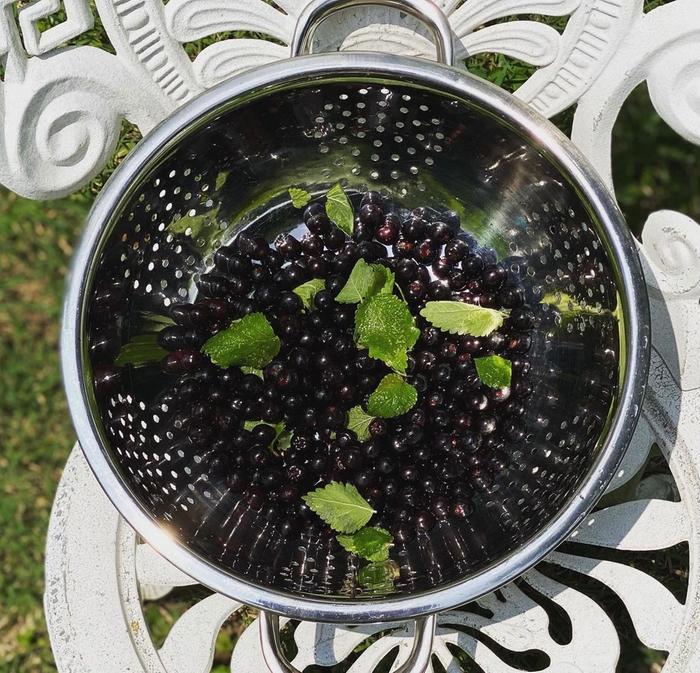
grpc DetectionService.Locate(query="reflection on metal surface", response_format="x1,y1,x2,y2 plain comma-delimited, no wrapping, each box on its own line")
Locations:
62,57,648,623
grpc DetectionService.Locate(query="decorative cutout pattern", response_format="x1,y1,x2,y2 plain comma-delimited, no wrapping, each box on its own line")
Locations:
0,0,630,198
18,0,93,56
31,0,700,671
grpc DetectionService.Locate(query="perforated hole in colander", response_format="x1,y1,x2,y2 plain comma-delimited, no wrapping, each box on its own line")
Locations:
83,79,621,600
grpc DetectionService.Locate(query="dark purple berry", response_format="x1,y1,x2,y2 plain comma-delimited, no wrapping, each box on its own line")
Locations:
278,291,302,313
369,418,388,437
301,234,324,256
275,233,302,258
377,215,400,244
359,203,384,227
462,254,485,277
508,307,535,330
307,213,332,235
324,226,346,250
93,365,121,398
428,280,450,300
432,256,451,279
162,350,205,374
415,511,435,531
414,240,437,264
245,486,266,510
429,221,452,244
408,280,426,301
303,203,325,222
482,264,507,288
393,239,414,258
445,238,468,263
431,497,449,518
451,500,472,519
499,285,525,308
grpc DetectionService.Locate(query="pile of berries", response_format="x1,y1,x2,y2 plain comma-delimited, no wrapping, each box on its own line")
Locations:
97,191,542,539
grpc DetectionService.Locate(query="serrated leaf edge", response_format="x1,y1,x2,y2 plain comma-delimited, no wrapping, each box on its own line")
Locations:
302,481,376,534
336,526,393,562
366,374,418,418
420,301,507,337
474,354,512,389
289,186,311,209
347,405,375,441
353,294,420,374
325,183,354,236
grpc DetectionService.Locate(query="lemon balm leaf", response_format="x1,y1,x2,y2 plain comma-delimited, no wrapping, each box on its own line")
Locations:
420,301,506,337
347,406,375,441
336,259,393,304
367,374,418,418
326,183,354,236
337,527,393,562
377,266,395,295
114,334,167,367
358,560,399,594
202,313,280,369
303,482,375,533
474,355,512,388
354,294,420,373
289,187,312,209
293,278,326,310
336,259,379,304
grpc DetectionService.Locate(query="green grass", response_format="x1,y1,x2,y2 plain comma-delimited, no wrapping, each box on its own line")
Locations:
1,3,698,670
0,193,85,672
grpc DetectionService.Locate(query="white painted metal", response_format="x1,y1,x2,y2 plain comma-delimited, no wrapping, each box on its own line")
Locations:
22,0,699,670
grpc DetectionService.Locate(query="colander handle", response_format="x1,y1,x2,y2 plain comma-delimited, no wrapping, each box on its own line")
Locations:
259,611,437,673
290,0,454,66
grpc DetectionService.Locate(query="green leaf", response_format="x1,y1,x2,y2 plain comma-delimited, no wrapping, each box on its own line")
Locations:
354,294,420,373
114,334,168,367
293,278,326,310
336,259,375,304
358,560,399,594
347,406,375,441
474,355,512,389
367,374,418,418
139,312,174,329
288,187,311,209
240,366,264,378
420,301,506,337
325,183,354,236
276,430,293,453
336,259,392,304
244,420,262,432
378,267,396,295
303,482,375,534
337,526,393,562
202,313,280,369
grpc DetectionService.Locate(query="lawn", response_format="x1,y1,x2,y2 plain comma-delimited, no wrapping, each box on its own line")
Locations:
1,21,699,673
0,193,85,671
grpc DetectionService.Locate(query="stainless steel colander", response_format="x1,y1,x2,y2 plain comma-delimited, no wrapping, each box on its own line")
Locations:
62,1,650,671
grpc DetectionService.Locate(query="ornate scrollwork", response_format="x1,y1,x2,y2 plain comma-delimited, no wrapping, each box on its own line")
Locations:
17,0,93,56
45,433,694,673
0,0,615,198
32,1,700,671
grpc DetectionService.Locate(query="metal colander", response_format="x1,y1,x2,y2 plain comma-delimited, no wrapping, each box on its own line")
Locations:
62,0,649,665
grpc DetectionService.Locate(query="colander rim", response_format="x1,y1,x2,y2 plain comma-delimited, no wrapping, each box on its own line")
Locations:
61,50,650,623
